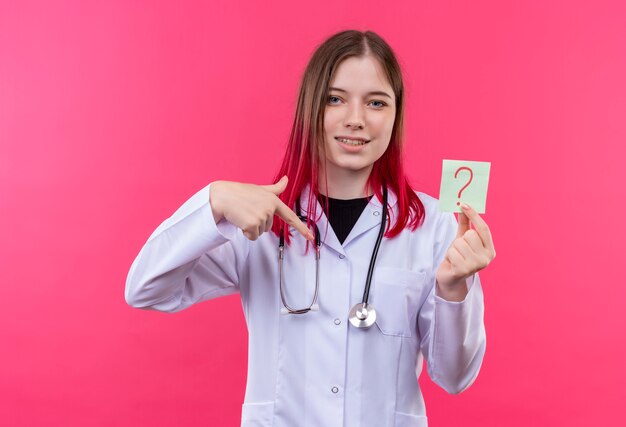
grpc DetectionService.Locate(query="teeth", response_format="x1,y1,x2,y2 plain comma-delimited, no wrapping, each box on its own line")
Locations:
337,137,368,146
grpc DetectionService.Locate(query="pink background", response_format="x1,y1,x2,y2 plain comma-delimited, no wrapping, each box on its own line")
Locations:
1,0,624,425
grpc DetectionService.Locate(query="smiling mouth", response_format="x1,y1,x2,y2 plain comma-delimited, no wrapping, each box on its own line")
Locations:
335,137,370,146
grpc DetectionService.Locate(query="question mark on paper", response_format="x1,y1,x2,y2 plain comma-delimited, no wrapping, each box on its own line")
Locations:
454,167,474,206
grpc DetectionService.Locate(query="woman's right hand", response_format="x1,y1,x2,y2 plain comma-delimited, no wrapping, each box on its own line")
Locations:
209,176,315,242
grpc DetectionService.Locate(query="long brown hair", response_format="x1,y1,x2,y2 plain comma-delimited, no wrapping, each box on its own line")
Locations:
271,29,425,246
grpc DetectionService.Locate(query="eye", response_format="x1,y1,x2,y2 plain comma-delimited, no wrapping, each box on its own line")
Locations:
328,95,341,104
369,100,387,108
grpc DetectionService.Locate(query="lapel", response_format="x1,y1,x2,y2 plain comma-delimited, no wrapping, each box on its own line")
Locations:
293,183,399,255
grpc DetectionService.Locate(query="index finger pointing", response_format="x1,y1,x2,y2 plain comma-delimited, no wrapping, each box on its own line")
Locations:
275,199,315,241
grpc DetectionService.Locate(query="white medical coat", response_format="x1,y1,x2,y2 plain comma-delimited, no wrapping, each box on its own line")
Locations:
125,182,486,427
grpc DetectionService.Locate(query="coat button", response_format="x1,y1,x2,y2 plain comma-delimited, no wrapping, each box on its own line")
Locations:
334,318,341,325
331,386,339,394
373,211,380,216
339,254,345,259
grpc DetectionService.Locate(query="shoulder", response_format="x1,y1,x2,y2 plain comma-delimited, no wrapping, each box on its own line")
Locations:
411,189,456,230
413,190,438,209
411,189,439,217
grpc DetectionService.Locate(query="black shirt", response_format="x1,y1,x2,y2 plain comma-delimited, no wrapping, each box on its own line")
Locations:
317,193,374,245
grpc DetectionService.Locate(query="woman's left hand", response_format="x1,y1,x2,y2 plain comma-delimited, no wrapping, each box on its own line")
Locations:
435,203,496,301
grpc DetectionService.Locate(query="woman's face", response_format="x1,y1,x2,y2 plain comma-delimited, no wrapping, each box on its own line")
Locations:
322,55,396,176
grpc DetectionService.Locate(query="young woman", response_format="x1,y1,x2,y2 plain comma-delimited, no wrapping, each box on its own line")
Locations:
126,29,496,427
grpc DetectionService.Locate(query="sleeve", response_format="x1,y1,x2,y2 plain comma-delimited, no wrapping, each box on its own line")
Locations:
124,182,250,313
417,210,487,394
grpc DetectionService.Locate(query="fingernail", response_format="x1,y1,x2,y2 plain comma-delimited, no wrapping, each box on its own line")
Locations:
308,231,315,241
461,203,470,210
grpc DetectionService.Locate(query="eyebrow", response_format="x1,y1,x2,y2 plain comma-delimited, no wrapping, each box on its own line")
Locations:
328,86,392,100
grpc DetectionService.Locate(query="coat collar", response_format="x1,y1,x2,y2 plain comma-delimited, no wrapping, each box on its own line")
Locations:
291,183,399,255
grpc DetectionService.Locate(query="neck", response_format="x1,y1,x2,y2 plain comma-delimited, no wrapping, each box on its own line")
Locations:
318,162,373,199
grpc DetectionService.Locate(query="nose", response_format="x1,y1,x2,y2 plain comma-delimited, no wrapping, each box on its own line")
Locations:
344,103,365,129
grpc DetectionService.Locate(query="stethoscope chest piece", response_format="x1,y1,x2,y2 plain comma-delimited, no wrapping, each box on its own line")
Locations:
348,302,377,329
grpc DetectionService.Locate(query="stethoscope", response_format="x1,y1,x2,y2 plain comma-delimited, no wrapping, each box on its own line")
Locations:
278,185,388,329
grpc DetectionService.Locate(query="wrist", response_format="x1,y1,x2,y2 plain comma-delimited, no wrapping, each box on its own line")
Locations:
209,181,225,223
435,278,468,302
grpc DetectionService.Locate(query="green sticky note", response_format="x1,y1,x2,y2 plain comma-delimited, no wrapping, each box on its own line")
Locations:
439,159,491,213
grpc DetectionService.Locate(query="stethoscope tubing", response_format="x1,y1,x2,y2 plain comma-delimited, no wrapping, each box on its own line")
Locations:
278,210,321,314
362,185,387,305
278,185,388,320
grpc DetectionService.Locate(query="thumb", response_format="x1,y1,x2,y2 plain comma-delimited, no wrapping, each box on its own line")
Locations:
456,210,470,239
261,175,288,195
